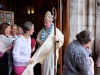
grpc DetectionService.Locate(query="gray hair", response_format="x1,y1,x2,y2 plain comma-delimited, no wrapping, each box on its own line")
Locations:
22,21,34,33
76,29,92,44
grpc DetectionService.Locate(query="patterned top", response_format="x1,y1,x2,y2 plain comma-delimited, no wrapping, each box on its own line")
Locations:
62,40,92,75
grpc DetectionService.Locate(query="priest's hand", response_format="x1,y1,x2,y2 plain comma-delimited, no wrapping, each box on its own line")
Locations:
39,40,44,45
54,35,59,42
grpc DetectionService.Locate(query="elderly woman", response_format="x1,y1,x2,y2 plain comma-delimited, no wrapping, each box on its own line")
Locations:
17,26,23,36
0,22,13,75
62,29,94,75
11,24,18,41
13,21,34,75
36,11,64,75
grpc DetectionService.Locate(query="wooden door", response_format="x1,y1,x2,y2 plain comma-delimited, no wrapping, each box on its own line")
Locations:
57,0,70,75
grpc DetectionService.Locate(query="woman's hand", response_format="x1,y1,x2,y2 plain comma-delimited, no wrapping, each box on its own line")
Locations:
89,57,94,75
29,58,34,64
31,46,35,52
6,44,13,52
89,57,94,68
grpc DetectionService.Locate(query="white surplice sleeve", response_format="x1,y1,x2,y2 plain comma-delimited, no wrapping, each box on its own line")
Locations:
56,28,64,49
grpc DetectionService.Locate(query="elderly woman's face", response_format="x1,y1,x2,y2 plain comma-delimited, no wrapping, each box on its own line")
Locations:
44,19,52,29
83,42,91,48
5,26,11,35
11,26,17,35
83,39,94,48
27,25,34,36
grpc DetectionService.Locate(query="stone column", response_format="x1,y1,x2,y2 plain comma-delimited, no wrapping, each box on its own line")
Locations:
78,0,83,32
83,0,88,29
88,0,95,33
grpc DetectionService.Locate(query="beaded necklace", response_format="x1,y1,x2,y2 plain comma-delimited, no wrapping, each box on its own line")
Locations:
41,23,54,42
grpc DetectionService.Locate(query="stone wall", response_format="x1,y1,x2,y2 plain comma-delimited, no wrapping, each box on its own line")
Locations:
69,0,95,42
69,0,100,75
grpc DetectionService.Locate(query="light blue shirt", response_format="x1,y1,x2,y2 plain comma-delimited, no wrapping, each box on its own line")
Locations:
13,35,31,66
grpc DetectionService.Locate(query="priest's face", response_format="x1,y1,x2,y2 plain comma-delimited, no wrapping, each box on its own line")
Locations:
44,19,52,29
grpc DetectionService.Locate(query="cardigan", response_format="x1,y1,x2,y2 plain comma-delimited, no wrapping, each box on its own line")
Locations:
63,40,92,75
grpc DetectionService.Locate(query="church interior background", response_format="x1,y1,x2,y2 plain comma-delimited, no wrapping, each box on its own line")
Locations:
0,0,100,75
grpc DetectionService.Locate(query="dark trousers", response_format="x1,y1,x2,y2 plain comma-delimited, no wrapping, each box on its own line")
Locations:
0,53,9,75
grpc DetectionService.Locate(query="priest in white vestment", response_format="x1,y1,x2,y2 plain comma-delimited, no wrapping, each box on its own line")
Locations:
22,11,64,75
